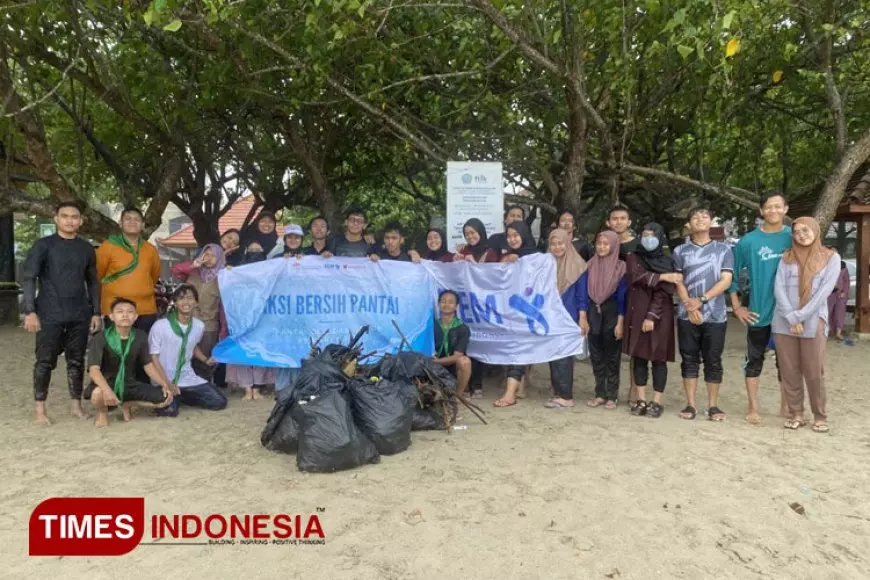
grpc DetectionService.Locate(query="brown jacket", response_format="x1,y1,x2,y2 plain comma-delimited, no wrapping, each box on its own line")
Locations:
622,261,676,363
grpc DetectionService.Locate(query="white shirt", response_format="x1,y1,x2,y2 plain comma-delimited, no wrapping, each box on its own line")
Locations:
148,317,205,388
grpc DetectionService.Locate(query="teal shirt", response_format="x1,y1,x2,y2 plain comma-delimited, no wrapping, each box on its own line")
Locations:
730,226,792,327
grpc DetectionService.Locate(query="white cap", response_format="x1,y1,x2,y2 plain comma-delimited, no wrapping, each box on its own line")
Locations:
285,224,304,237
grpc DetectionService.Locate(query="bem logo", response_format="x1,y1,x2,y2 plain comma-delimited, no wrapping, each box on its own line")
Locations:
29,497,145,556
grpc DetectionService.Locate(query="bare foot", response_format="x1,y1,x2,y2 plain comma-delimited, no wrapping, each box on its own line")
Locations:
243,388,254,401
70,400,88,420
745,412,762,425
94,411,109,428
252,388,263,400
121,402,135,422
34,413,53,426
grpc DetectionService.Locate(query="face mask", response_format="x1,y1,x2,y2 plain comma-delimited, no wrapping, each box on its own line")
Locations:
641,237,660,252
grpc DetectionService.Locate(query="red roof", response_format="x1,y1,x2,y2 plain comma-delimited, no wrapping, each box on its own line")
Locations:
159,196,284,248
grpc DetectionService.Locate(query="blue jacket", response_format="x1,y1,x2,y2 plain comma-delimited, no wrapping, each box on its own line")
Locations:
559,276,585,322
577,272,627,315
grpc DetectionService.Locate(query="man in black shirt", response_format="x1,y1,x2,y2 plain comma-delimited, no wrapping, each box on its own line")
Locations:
84,297,172,427
323,208,372,257
21,202,102,424
432,290,473,396
578,205,639,261
304,215,329,256
369,222,422,263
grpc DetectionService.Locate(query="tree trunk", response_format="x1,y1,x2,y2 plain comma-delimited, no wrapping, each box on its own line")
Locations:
561,85,588,219
814,126,870,231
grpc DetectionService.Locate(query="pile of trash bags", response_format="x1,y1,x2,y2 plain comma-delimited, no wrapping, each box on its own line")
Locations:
260,348,459,473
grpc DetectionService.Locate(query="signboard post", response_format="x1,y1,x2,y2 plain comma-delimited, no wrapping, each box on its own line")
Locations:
445,161,503,251
39,224,56,238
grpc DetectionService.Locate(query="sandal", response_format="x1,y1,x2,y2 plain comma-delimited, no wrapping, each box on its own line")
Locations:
708,407,726,422
630,401,648,416
647,402,664,418
544,398,575,409
679,405,697,420
493,398,517,408
783,419,803,430
586,397,606,408
812,423,830,433
471,389,483,399
604,400,617,410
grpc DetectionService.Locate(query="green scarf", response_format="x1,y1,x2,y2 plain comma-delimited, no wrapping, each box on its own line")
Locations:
436,316,463,357
104,326,136,402
166,311,193,384
101,234,142,284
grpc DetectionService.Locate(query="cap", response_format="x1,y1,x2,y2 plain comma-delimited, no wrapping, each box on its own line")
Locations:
285,224,304,237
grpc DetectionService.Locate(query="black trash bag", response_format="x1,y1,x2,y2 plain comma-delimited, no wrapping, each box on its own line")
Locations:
292,358,348,402
292,388,380,473
317,344,352,363
349,378,416,455
260,386,299,454
410,400,458,431
377,351,425,382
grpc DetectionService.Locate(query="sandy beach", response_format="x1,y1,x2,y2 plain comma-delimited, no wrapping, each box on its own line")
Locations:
1,319,869,580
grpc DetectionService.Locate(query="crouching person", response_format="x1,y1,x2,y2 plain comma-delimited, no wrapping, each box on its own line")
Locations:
432,290,475,397
85,297,173,427
150,284,227,417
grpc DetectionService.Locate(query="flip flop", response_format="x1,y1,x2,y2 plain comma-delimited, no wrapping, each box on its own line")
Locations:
471,390,484,399
812,423,830,433
586,398,606,408
783,419,803,430
604,400,617,410
544,398,575,408
493,398,517,408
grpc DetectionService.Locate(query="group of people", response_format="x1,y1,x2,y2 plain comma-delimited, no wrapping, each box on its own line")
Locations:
22,195,842,433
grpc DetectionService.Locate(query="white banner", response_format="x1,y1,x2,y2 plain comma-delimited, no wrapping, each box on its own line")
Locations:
445,161,504,251
423,253,583,364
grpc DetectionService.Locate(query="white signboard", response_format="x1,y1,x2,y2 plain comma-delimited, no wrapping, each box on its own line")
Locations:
445,161,504,251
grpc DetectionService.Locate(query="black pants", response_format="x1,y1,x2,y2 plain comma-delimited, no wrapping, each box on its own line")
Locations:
549,357,574,400
633,357,668,393
155,382,227,417
505,365,525,381
744,325,780,379
33,319,91,401
588,333,622,401
678,320,726,383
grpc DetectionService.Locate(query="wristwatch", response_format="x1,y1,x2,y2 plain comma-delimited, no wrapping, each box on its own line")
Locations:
700,296,709,305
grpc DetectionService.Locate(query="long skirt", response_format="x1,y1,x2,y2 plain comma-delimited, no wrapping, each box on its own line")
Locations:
226,364,276,388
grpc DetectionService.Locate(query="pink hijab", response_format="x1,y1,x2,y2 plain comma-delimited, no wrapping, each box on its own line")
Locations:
587,231,626,306
198,243,226,284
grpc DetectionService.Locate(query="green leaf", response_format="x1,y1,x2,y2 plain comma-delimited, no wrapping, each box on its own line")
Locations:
722,10,736,30
163,19,183,32
677,44,693,60
143,6,154,26
552,28,562,45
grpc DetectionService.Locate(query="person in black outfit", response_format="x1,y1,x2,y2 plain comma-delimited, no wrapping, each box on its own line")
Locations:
432,290,477,397
304,215,330,256
369,222,421,262
21,202,102,424
487,205,526,254
323,208,372,257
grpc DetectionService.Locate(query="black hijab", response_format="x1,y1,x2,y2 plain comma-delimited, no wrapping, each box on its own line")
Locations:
505,221,538,257
221,228,245,267
242,212,279,256
635,222,675,274
423,228,451,261
463,218,489,260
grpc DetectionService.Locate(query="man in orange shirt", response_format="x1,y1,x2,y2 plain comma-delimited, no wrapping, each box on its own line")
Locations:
96,207,162,333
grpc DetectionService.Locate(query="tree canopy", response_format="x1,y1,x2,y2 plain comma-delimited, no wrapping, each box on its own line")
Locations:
2,0,869,246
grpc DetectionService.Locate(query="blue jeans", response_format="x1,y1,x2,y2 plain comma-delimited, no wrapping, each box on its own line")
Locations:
156,382,227,417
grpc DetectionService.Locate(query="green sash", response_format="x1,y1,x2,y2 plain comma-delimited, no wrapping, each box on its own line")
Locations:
166,311,192,384
104,327,136,402
436,316,463,357
101,234,142,284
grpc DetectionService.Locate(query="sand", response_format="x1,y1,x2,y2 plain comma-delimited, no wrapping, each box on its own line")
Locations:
1,320,869,580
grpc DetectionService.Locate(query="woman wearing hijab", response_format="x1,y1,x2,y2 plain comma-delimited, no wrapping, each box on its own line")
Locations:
423,229,455,263
623,223,681,418
579,231,628,409
454,219,499,263
826,258,850,340
539,229,588,408
241,211,281,261
220,229,243,267
500,221,538,263
774,217,840,433
171,243,226,378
